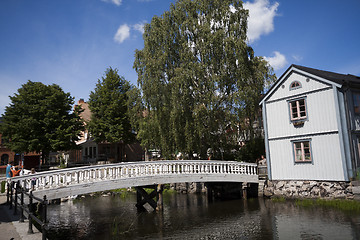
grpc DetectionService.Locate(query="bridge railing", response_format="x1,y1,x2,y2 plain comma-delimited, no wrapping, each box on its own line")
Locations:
10,160,257,191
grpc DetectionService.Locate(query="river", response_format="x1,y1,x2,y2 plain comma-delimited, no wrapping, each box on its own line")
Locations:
46,191,360,240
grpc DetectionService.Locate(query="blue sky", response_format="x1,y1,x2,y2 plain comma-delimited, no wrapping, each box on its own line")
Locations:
0,0,359,115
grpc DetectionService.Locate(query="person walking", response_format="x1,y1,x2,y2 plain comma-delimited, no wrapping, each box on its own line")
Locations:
5,161,13,192
6,161,12,178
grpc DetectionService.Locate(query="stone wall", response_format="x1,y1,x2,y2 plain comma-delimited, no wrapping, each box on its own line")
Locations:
170,182,206,194
263,180,354,199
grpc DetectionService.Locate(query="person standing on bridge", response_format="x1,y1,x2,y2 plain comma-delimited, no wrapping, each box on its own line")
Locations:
30,168,37,190
10,165,22,177
6,161,12,178
5,161,13,191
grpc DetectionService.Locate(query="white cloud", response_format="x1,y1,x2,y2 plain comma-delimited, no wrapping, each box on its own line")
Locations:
101,0,122,6
133,22,145,34
114,24,130,43
292,55,303,62
264,51,287,70
243,0,279,43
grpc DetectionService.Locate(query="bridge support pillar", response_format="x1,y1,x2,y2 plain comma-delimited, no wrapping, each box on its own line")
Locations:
242,182,248,199
206,183,214,202
135,185,163,212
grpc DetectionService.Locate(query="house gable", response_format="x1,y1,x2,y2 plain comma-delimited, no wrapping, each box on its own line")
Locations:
263,66,340,104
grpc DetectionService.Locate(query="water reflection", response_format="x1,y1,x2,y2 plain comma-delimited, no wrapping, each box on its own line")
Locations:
47,193,360,240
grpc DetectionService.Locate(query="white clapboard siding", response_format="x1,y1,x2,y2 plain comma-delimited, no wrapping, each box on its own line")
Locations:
269,133,345,181
266,88,338,140
267,72,330,102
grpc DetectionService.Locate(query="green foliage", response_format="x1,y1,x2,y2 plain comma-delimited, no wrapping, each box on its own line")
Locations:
0,81,84,162
235,137,265,163
132,0,275,159
110,188,133,199
163,188,177,195
355,168,360,181
1,181,5,193
59,155,66,168
88,67,135,144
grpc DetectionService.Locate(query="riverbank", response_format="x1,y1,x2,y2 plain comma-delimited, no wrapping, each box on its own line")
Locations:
0,194,42,240
263,180,359,200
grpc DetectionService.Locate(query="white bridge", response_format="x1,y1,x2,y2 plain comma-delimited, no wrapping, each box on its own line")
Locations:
11,160,258,200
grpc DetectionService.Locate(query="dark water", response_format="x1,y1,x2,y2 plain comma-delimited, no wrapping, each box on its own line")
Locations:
46,193,360,240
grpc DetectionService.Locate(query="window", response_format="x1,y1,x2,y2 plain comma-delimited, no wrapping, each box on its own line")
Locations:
293,140,312,163
353,93,360,114
89,147,93,158
290,81,301,90
289,98,307,121
1,154,9,165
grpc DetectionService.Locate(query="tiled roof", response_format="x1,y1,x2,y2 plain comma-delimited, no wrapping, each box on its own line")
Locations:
260,64,360,105
292,64,360,85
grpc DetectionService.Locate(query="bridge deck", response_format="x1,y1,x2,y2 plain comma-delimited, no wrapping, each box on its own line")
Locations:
10,160,258,200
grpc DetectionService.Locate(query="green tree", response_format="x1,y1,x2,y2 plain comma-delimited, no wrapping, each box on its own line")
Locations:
132,0,275,159
88,67,135,145
0,80,84,163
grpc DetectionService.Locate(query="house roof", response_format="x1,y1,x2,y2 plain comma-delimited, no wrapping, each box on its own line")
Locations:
292,65,360,85
260,64,360,105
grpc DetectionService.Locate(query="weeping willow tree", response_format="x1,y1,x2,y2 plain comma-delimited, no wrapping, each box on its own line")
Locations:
131,0,275,160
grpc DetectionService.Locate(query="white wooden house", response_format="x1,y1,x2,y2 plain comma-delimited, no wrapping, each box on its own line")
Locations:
260,65,360,181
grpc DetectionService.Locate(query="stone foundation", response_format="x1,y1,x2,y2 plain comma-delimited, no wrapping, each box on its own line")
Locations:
170,182,206,194
263,180,354,199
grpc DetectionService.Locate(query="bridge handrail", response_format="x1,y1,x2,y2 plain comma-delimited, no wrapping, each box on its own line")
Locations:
11,160,256,180
10,160,257,192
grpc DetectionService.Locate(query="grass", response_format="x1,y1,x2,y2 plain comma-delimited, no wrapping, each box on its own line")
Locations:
271,196,286,202
295,198,360,212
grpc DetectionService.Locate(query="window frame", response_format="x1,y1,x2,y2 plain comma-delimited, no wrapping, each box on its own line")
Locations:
288,97,308,122
352,92,360,115
291,139,313,164
289,81,302,90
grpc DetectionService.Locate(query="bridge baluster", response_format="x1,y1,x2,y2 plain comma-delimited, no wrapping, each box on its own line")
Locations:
96,169,99,180
10,161,258,200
